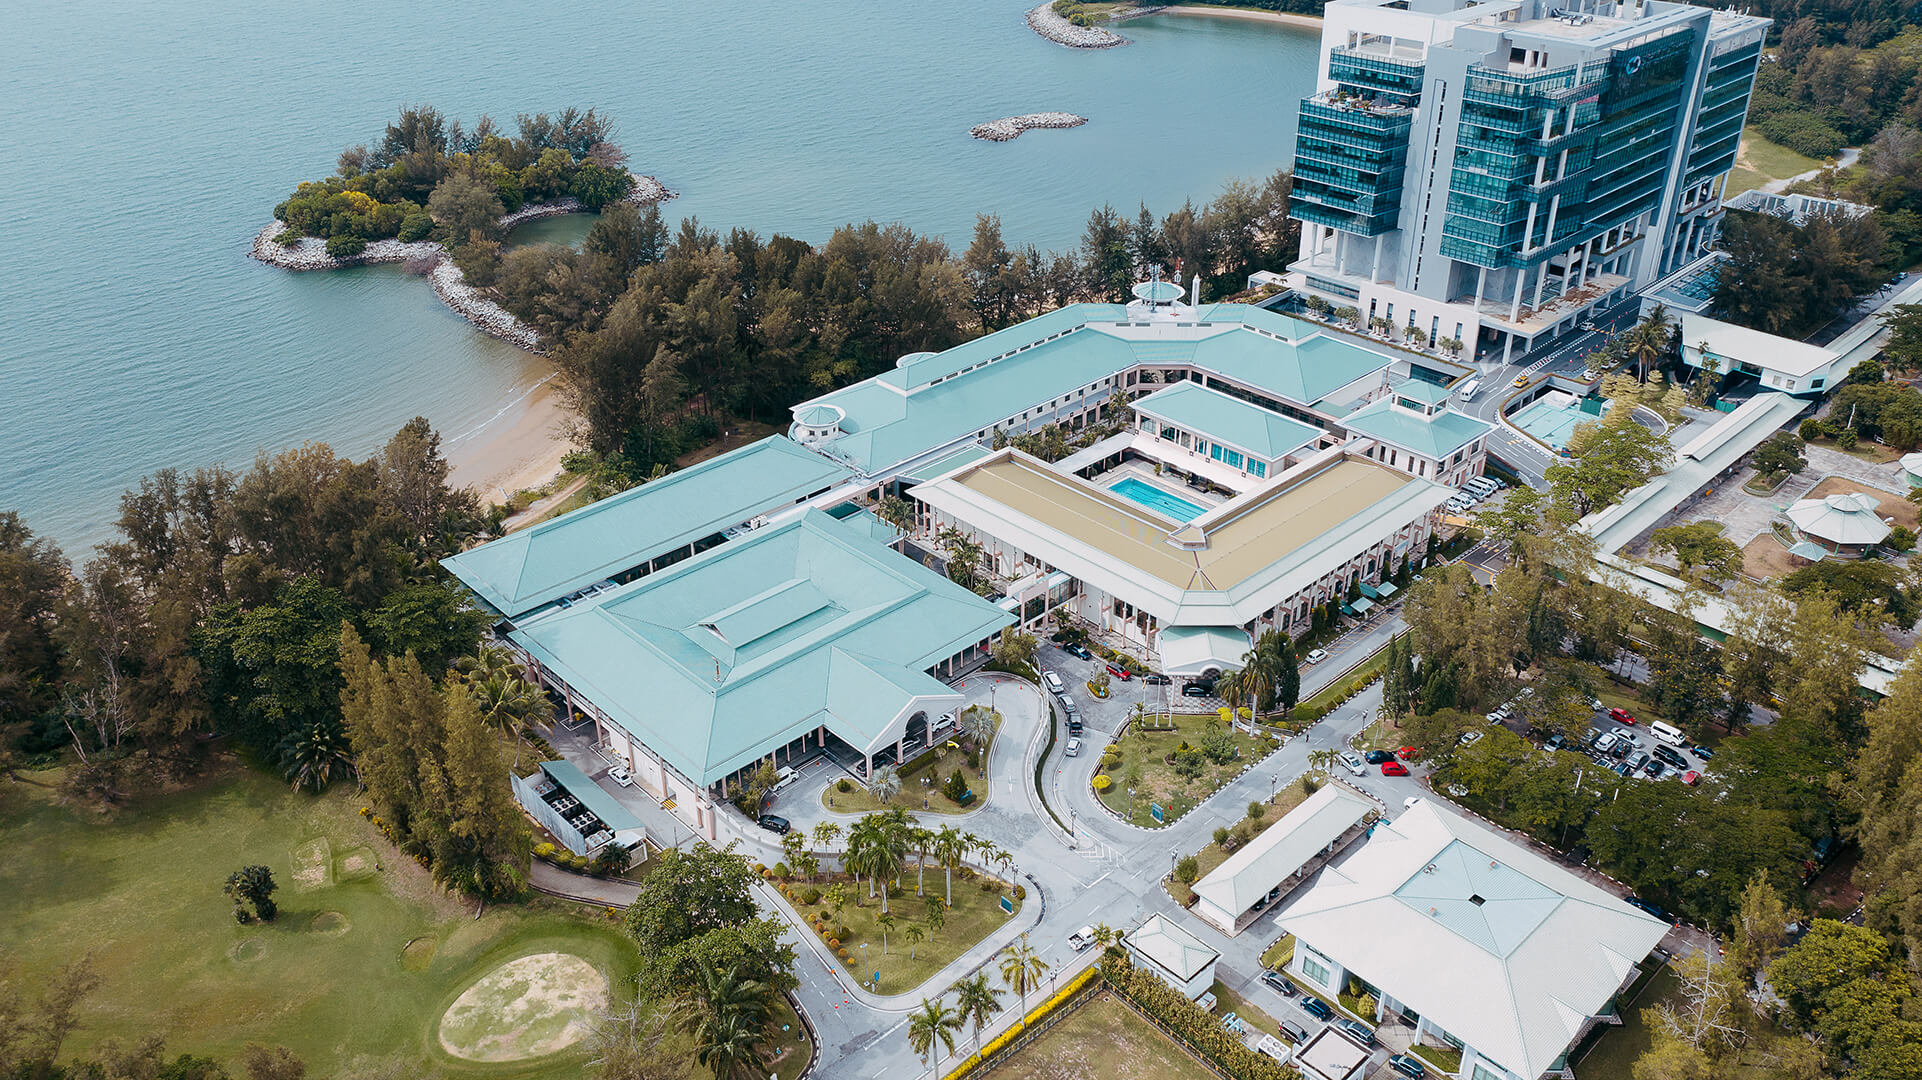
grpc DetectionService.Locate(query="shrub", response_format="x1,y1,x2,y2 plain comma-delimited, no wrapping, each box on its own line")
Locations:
1837,429,1859,450
1013,884,1027,900
533,842,557,858
1888,525,1917,552
753,863,767,874
1092,774,1113,791
943,770,970,803
1175,856,1199,883
396,212,434,243
325,234,368,258
772,862,790,880
273,229,304,247
1800,418,1822,441
800,886,822,905
1213,826,1232,848
1248,801,1266,821
837,778,853,793
1103,960,1295,1080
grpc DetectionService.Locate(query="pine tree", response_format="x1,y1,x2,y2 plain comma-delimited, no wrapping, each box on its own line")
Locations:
438,684,531,899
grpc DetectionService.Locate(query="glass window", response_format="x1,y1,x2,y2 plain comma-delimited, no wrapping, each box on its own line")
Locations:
1301,955,1331,986
1196,440,1209,457
1212,444,1224,461
1226,450,1244,468
1471,1063,1505,1080
1253,461,1266,478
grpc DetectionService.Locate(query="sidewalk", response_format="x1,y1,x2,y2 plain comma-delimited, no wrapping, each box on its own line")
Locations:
528,859,640,905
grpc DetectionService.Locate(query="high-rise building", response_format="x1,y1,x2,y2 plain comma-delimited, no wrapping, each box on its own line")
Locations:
1286,0,1767,363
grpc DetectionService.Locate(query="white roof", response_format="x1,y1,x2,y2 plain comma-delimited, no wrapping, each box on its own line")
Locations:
1294,1028,1372,1080
1126,913,1219,982
1275,800,1668,1079
1193,784,1375,917
1787,492,1892,546
1680,311,1837,379
1902,451,1922,476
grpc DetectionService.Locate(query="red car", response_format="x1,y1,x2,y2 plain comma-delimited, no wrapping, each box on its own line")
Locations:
1682,770,1700,786
1380,761,1410,777
1396,746,1422,761
1105,662,1131,681
1607,707,1637,725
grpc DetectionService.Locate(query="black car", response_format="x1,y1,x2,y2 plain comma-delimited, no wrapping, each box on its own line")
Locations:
1388,1053,1428,1079
1641,758,1665,779
1625,896,1668,920
1065,643,1094,660
1652,745,1688,769
1142,673,1171,685
1300,996,1333,1021
756,814,791,834
1261,970,1297,997
1364,749,1395,764
1182,681,1215,697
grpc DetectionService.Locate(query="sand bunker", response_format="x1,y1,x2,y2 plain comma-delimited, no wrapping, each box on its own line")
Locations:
437,952,608,1062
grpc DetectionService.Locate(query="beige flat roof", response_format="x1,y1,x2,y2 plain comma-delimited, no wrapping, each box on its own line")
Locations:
956,455,1412,591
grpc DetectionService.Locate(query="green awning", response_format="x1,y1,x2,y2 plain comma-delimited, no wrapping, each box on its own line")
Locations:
1358,582,1381,600
1375,581,1398,598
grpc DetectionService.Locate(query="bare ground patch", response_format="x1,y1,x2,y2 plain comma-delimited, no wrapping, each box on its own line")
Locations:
290,838,331,890
437,952,608,1063
1740,534,1807,581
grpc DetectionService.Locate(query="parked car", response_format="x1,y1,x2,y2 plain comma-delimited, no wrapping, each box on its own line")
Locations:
1336,1018,1377,1046
1142,673,1171,685
1544,733,1566,751
1261,970,1297,997
1183,680,1216,697
1642,759,1666,779
1065,643,1094,660
1397,746,1422,760
1105,662,1131,680
1681,770,1701,786
1593,732,1620,757
1042,670,1065,694
1300,996,1334,1021
1625,896,1669,920
1381,760,1410,777
1608,707,1638,725
1339,751,1366,776
1364,749,1395,764
1064,738,1082,757
1069,926,1097,951
1458,730,1483,748
757,814,792,834
1627,752,1650,774
1692,745,1715,760
1389,1053,1428,1079
1278,1018,1310,1044
1609,738,1632,760
1304,648,1328,665
607,764,634,787
1652,745,1688,769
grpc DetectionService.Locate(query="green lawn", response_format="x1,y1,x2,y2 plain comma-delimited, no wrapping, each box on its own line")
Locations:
0,764,641,1078
1573,966,1678,1079
1725,131,1824,196
793,871,1019,994
1097,714,1271,828
820,719,997,816
1410,1042,1464,1073
1259,934,1295,972
987,992,1216,1080
1207,978,1279,1036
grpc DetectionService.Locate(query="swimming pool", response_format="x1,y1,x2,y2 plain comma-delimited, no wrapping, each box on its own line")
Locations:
1510,392,1607,452
1109,477,1206,522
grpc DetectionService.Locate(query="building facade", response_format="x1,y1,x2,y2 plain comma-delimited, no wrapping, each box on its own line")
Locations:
1288,0,1768,363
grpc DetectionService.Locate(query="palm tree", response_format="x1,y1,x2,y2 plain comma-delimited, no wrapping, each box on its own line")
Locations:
932,826,968,906
906,922,927,960
907,997,961,1078
1308,747,1338,778
812,820,842,853
467,668,545,766
1216,670,1246,717
278,718,352,792
878,911,896,954
694,1007,770,1080
999,936,1050,1028
851,810,909,912
685,962,774,1080
457,642,523,682
912,824,934,895
870,763,903,804
690,962,772,1033
954,973,1005,1053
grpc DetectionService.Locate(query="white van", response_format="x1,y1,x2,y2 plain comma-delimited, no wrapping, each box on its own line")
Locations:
1649,720,1687,748
1458,378,1483,400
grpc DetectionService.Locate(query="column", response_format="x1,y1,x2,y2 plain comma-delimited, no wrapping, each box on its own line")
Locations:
1371,234,1384,283
1508,268,1526,323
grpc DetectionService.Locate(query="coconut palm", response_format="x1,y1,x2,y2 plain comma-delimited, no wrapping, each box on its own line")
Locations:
689,962,773,1034
870,763,903,804
1308,747,1338,778
998,935,1051,1028
457,642,524,682
693,1006,770,1080
906,922,927,960
812,820,843,852
961,705,997,751
954,973,1005,1053
878,911,896,954
278,718,352,793
468,670,546,766
912,824,934,895
849,810,909,912
907,997,961,1078
932,826,968,906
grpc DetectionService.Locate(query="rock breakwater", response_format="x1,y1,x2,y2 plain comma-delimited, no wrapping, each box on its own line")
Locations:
1026,2,1125,47
970,113,1090,142
248,173,672,353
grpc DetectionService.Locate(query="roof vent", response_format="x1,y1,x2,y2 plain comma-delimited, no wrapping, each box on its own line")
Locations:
1429,907,1439,916
1489,860,1500,869
1422,863,1437,874
1469,894,1486,906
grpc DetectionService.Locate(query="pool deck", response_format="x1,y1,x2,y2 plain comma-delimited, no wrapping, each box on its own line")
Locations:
1097,460,1228,521
1510,394,1604,452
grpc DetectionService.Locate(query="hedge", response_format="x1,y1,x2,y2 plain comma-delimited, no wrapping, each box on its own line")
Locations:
1103,959,1295,1080
942,965,1102,1080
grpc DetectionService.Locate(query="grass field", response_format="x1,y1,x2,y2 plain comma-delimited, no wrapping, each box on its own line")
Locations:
0,764,642,1078
1097,714,1271,828
986,992,1215,1080
1725,132,1823,196
795,871,1020,994
820,720,997,816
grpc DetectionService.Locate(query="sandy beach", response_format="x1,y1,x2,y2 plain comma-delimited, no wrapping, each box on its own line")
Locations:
445,376,576,505
1155,5,1322,29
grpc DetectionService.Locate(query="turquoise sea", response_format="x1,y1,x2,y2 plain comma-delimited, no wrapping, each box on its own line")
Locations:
0,0,1317,552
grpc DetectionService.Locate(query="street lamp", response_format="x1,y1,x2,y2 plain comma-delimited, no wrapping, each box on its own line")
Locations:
1069,809,1077,839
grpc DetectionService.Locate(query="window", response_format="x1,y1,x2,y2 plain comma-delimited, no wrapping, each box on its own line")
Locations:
1301,953,1331,986
1196,440,1209,457
1471,1063,1506,1080
1253,461,1266,478
1211,444,1224,462
1225,450,1244,469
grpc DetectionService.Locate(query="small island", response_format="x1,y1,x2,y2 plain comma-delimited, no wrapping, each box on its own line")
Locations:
970,113,1091,141
250,105,672,352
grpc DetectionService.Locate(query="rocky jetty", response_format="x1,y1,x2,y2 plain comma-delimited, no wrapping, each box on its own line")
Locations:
970,113,1090,142
248,173,673,353
1026,2,1125,47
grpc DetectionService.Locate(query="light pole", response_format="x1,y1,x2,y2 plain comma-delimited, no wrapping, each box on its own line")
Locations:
1069,809,1077,839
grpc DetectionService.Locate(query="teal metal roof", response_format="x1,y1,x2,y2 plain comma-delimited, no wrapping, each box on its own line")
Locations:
442,437,854,617
1133,381,1322,461
794,304,1390,472
1394,380,1455,407
506,510,1013,785
539,760,644,833
1341,398,1492,460
1392,839,1562,956
905,443,994,483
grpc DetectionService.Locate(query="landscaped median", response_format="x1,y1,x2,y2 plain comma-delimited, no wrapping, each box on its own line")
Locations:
770,865,1022,995
1093,713,1275,828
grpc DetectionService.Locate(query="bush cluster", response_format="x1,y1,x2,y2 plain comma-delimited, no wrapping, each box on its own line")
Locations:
1102,959,1296,1080
945,965,1103,1079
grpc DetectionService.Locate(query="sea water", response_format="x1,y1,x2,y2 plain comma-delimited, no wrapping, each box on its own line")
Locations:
0,0,1317,551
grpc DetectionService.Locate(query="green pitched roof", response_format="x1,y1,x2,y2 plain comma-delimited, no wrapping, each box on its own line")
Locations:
442,437,854,617
1342,398,1493,460
506,510,1012,785
1133,381,1322,460
1394,379,1455,407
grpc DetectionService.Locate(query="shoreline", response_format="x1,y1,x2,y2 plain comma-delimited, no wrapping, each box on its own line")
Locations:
1026,2,1129,47
444,375,576,504
248,173,675,355
1151,5,1323,29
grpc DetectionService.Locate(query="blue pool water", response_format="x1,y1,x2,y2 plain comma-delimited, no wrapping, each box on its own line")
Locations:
1510,393,1606,452
1109,477,1206,522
